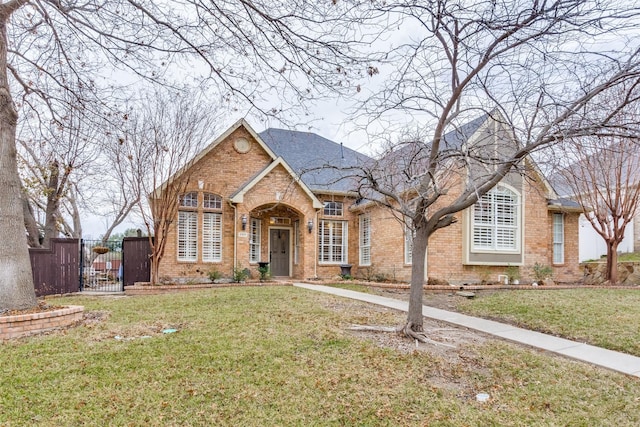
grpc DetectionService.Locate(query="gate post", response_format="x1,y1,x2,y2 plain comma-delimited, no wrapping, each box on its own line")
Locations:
79,239,85,291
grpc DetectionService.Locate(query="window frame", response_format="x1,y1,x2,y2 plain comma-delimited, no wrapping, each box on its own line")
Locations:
179,192,198,208
359,213,371,266
404,222,414,265
177,210,198,262
249,217,261,263
318,220,348,264
202,212,222,262
323,201,343,217
552,213,564,265
203,193,222,210
471,186,521,253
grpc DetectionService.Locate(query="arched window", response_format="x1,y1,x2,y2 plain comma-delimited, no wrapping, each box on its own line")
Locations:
203,193,222,210
179,192,198,208
472,186,520,251
177,192,198,261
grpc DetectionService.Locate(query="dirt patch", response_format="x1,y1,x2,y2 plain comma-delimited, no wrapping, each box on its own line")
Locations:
0,300,64,317
321,292,492,360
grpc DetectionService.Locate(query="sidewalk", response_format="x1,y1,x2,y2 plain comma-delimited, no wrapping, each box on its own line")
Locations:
294,283,640,378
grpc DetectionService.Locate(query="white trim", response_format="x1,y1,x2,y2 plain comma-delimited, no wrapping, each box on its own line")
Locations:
471,183,521,253
249,218,261,263
553,213,565,264
177,210,198,262
318,220,348,265
230,157,323,209
359,213,371,266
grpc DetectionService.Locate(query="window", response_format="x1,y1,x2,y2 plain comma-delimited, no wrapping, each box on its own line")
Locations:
250,218,261,263
178,211,197,261
179,192,198,208
293,220,300,264
202,212,222,262
203,193,222,210
359,214,371,265
323,201,343,216
472,186,520,251
318,220,348,264
553,213,564,264
404,222,414,265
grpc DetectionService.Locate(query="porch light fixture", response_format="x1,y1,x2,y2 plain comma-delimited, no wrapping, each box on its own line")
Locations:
307,219,313,234
241,214,247,230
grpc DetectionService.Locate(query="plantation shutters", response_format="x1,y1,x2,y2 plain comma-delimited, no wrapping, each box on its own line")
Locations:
359,214,371,266
319,220,348,264
472,186,520,252
553,213,564,264
202,212,222,262
178,211,198,261
249,218,261,263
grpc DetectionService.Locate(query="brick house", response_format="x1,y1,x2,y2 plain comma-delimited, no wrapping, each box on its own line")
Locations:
156,115,583,285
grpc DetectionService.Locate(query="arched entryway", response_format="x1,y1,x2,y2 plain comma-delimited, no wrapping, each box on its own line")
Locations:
245,203,312,279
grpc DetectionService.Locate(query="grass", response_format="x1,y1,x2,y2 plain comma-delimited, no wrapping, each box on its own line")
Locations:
458,288,640,356
1,286,640,425
583,251,640,262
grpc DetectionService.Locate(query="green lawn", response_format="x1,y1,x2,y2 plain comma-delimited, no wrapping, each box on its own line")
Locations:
2,287,640,425
458,288,640,357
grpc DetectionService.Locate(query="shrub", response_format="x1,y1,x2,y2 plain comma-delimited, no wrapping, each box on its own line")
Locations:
208,269,222,282
233,265,249,283
531,262,553,282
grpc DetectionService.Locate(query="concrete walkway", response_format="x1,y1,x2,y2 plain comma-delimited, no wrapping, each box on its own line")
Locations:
294,283,640,378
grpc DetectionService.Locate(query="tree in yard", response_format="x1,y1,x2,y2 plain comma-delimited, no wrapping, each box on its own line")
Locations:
0,0,368,311
346,1,640,341
113,89,217,285
18,89,104,247
552,97,640,283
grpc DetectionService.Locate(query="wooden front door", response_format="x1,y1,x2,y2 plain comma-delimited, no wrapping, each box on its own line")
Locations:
270,229,290,277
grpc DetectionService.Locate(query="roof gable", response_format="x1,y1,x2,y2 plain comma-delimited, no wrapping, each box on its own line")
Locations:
152,119,277,198
258,128,372,193
230,157,323,209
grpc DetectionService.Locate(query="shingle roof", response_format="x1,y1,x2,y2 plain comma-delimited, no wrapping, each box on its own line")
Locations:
258,128,372,192
441,113,489,149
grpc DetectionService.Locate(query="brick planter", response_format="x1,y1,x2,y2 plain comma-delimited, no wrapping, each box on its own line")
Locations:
0,306,84,341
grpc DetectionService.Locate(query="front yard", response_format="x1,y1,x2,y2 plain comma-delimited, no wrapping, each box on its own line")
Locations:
1,286,640,425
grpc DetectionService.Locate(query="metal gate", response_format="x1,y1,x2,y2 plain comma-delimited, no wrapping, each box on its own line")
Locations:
80,239,123,292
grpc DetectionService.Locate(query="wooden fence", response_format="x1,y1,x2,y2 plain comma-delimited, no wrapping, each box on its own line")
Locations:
122,237,152,285
29,238,80,296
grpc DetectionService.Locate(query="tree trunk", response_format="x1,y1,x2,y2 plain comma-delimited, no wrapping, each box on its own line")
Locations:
404,224,429,338
150,252,160,284
0,14,37,311
605,241,619,284
23,196,42,248
42,161,60,248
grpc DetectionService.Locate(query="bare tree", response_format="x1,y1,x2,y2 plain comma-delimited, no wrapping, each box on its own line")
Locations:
17,94,101,247
0,0,369,311
553,111,640,283
347,1,640,341
113,88,217,285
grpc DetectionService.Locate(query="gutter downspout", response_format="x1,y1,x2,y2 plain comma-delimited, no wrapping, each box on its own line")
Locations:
229,200,237,274
314,209,319,279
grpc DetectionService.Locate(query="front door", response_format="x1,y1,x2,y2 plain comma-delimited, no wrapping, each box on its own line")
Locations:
270,229,290,277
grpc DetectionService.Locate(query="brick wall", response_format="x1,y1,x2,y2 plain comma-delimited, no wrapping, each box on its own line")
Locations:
0,306,84,340
157,124,582,285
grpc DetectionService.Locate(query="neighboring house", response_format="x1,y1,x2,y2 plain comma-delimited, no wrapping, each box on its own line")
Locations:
156,116,583,285
551,144,640,262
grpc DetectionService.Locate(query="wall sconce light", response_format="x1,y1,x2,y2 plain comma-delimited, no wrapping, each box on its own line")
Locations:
241,214,247,230
307,219,313,234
